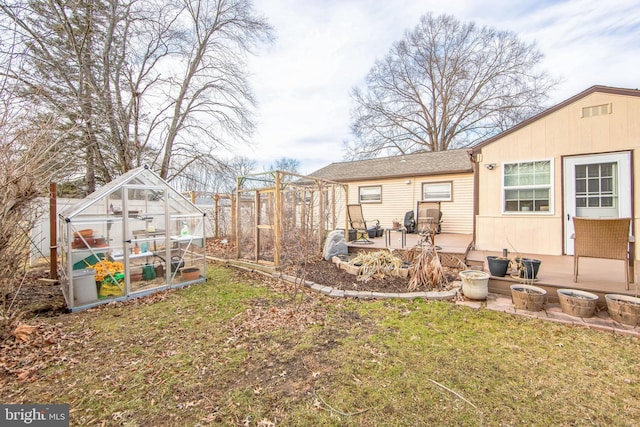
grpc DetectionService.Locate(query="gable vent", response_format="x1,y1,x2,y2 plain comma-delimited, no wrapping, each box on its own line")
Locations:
581,103,612,118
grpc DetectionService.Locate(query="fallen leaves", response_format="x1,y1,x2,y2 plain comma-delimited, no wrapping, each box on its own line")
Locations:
12,323,38,342
1,320,95,385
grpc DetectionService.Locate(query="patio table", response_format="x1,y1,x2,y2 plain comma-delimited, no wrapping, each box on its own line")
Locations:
385,227,406,248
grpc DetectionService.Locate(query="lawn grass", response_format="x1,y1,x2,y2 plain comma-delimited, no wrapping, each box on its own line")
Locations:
2,264,639,426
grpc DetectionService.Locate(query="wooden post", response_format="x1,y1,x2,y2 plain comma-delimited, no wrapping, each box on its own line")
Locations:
309,190,315,242
235,178,242,260
230,194,236,245
300,190,307,236
273,172,282,267
254,191,260,262
49,182,58,280
344,185,349,240
331,185,336,231
318,183,325,251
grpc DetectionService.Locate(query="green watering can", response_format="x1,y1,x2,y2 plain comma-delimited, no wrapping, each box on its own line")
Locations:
142,264,156,280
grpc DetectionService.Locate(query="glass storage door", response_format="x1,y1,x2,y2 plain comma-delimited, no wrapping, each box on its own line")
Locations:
168,212,206,284
122,185,168,294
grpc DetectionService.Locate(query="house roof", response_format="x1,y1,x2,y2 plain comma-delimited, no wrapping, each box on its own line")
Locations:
472,85,640,153
308,149,473,182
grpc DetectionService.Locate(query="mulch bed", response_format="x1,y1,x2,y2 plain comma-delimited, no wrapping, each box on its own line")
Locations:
206,238,462,294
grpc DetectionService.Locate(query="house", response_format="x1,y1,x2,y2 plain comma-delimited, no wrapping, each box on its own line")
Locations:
309,149,474,234
471,85,638,265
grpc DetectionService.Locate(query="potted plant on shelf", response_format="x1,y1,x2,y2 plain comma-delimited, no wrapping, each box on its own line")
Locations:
392,219,401,229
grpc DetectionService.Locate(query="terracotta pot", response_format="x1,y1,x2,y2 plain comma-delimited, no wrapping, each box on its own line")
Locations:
180,267,200,281
74,229,94,238
92,237,107,247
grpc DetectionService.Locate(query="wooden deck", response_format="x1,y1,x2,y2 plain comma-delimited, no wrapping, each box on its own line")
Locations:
347,231,639,304
467,249,639,304
347,231,472,254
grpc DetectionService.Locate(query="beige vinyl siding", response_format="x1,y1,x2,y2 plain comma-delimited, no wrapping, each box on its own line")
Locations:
345,173,473,234
437,175,474,234
476,91,640,258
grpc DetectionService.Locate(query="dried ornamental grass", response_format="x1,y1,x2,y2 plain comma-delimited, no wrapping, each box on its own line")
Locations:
407,246,448,291
349,250,404,282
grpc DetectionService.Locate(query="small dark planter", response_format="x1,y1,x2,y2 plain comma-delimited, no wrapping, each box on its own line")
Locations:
171,256,185,272
516,257,541,279
486,256,509,277
367,227,377,238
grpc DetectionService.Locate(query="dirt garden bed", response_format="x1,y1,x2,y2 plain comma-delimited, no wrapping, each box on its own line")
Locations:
206,238,463,294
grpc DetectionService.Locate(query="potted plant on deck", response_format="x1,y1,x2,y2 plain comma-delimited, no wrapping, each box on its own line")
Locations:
512,257,542,280
486,256,509,277
509,256,546,311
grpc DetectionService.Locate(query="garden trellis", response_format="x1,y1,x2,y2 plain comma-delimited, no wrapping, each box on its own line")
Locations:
235,170,348,267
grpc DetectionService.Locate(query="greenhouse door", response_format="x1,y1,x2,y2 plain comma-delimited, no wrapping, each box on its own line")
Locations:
563,152,632,255
123,185,168,293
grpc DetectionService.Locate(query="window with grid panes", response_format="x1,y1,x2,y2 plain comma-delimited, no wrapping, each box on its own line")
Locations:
575,162,616,208
503,160,551,213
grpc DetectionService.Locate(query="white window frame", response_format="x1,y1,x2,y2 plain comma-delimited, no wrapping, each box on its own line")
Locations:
502,159,554,214
358,185,382,203
422,181,452,202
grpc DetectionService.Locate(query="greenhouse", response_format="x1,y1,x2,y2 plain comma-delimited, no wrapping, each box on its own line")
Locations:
58,166,206,311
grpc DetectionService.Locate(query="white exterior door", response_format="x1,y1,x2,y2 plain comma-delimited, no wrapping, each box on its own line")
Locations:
564,151,632,254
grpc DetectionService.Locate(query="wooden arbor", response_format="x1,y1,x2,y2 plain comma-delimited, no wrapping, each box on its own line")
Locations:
235,171,347,267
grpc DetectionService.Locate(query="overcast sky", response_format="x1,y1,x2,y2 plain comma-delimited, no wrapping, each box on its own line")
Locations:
234,0,640,174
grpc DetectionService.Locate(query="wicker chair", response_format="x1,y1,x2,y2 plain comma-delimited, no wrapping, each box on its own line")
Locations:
416,201,442,234
572,217,631,288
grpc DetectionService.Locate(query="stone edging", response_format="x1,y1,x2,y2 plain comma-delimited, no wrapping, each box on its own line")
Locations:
207,255,461,301
276,272,461,301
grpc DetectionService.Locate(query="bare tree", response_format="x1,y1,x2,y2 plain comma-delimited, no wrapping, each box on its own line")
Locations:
0,0,273,193
347,13,557,158
172,155,256,194
266,157,300,174
157,0,273,180
0,73,66,338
